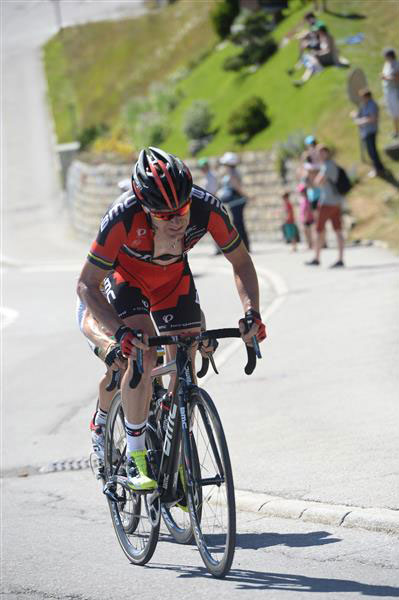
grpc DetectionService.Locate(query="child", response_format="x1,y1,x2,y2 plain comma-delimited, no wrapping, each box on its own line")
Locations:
297,182,314,249
282,192,300,252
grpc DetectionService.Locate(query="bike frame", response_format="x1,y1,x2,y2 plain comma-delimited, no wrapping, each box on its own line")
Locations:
147,341,197,506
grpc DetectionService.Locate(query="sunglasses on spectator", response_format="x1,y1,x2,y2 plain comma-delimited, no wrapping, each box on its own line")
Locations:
149,201,191,221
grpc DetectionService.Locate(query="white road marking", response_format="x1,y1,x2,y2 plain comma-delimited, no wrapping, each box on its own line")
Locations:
0,307,20,330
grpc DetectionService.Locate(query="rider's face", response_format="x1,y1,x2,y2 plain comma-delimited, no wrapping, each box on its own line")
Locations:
152,210,191,238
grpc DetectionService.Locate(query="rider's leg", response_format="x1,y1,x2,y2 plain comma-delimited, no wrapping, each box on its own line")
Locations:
120,314,158,490
119,313,157,425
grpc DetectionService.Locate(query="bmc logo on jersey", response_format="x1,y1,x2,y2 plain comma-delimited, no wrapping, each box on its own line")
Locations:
191,186,228,215
103,278,116,303
100,195,136,232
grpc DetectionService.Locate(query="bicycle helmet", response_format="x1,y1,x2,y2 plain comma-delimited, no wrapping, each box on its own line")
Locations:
132,147,192,211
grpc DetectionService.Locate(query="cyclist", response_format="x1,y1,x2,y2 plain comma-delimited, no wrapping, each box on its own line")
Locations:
77,147,266,492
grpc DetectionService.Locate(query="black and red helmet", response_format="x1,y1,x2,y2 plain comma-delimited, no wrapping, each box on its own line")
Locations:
132,147,192,211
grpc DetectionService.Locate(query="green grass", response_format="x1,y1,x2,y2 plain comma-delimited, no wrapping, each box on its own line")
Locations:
162,0,399,156
43,0,218,143
43,0,399,247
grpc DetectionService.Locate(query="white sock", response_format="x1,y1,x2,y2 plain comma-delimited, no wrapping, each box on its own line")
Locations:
95,408,108,426
125,419,147,454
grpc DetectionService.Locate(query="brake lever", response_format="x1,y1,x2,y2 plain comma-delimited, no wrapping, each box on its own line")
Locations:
252,335,262,359
209,354,219,374
197,356,209,378
106,369,120,392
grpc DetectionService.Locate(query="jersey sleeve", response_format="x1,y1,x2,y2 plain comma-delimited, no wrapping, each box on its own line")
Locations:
87,219,128,270
207,203,241,254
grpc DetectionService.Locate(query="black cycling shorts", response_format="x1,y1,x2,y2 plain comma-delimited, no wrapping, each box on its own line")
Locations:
104,259,201,333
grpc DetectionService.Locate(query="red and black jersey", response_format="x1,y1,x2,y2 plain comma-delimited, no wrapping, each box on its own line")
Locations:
87,184,241,274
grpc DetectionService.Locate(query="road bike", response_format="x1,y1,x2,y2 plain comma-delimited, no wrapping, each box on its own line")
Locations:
102,328,260,578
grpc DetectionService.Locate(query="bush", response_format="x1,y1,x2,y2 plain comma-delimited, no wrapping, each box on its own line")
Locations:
223,54,246,71
78,123,109,150
183,100,214,140
210,0,240,39
224,11,278,71
227,96,269,143
134,113,169,148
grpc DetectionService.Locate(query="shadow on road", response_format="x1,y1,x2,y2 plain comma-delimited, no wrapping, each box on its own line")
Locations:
236,529,341,550
149,563,399,596
345,262,399,271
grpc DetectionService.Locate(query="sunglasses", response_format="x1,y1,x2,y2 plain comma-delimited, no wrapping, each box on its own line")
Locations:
150,201,191,221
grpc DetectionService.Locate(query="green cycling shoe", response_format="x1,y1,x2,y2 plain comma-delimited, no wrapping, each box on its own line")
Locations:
126,450,157,491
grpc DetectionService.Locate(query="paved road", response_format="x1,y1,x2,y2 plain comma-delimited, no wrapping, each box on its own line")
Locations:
3,470,399,600
2,1,399,597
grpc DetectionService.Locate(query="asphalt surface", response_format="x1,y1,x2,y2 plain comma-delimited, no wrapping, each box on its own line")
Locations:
3,470,399,600
2,1,399,597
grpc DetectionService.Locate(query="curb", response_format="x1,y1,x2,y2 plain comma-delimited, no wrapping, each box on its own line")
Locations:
235,490,399,536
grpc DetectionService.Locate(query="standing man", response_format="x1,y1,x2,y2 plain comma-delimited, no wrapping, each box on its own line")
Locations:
77,147,266,491
306,146,345,268
351,88,385,177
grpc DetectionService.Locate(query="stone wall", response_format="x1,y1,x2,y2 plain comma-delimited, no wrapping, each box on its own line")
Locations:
67,151,297,241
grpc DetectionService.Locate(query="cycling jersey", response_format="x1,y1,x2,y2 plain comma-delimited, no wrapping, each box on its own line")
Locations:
87,184,241,273
86,185,241,332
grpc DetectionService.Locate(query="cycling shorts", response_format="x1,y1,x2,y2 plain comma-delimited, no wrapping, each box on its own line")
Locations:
104,256,201,333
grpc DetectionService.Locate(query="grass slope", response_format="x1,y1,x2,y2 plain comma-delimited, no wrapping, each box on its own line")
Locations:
163,0,399,156
161,0,399,248
43,0,218,143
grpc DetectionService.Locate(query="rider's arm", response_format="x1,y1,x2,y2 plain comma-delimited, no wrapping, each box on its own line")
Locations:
224,242,260,314
82,309,114,358
224,242,265,345
77,262,124,337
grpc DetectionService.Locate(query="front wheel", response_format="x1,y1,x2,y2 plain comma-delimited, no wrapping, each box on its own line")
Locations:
104,392,160,565
185,388,236,578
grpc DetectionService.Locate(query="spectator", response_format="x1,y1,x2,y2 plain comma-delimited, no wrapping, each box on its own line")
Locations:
306,145,345,268
381,48,399,138
293,24,348,86
288,12,321,76
218,152,250,252
198,157,219,195
297,182,314,249
292,51,323,86
350,88,385,177
313,25,340,67
282,191,300,252
304,135,322,170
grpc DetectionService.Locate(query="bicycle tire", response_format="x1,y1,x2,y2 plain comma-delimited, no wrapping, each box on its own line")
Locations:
161,435,202,544
185,388,236,578
104,392,160,565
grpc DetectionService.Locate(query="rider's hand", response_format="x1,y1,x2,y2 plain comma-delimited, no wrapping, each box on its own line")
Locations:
199,337,219,359
114,326,149,358
239,309,267,346
104,343,127,370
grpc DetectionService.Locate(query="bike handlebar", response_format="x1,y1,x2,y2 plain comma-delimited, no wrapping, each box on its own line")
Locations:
128,328,261,389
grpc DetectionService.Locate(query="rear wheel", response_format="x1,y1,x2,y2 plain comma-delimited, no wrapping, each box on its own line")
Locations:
104,392,160,565
185,388,236,578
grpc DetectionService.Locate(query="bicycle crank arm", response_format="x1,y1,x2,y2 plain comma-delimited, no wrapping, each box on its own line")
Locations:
146,489,161,527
